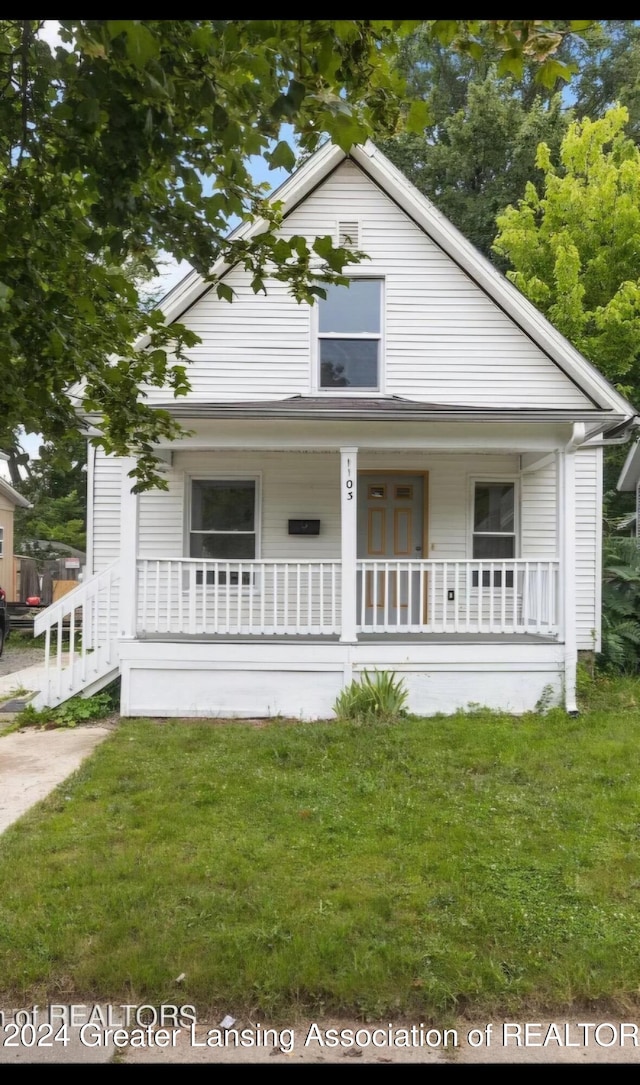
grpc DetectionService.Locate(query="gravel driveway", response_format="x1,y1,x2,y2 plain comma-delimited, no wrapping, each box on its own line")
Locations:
0,643,45,677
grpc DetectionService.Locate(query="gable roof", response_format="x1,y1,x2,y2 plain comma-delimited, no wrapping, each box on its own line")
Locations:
0,475,31,509
152,139,636,422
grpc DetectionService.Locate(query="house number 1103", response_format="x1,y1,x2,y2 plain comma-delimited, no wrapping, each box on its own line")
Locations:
345,459,354,500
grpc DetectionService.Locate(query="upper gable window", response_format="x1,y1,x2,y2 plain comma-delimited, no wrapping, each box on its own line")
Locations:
318,279,382,390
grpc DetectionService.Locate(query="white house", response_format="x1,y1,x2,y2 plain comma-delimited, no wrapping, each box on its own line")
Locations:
34,140,637,718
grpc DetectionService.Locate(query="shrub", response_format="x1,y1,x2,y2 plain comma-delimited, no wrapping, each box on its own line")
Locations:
333,669,409,723
599,536,640,673
14,679,120,731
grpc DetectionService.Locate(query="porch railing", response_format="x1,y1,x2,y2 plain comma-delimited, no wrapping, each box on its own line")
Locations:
33,561,121,707
137,557,560,638
137,559,342,636
357,559,560,635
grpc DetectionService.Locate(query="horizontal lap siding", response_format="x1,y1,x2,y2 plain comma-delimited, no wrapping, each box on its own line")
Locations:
153,451,341,560
144,160,590,409
145,275,309,402
575,447,602,650
521,460,557,559
142,451,521,562
138,469,184,559
93,449,121,573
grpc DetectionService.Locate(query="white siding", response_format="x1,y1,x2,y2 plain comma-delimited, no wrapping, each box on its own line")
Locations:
575,446,602,651
92,449,121,573
142,450,524,561
149,160,591,409
521,459,557,559
138,468,185,559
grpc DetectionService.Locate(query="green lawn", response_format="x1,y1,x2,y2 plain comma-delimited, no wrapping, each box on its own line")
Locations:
1,673,640,1020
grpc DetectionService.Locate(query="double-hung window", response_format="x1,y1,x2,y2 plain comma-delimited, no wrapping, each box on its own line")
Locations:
318,278,382,390
471,482,516,587
190,479,256,584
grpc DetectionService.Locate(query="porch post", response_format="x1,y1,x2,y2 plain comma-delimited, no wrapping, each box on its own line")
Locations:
561,445,578,714
340,446,358,643
119,457,139,639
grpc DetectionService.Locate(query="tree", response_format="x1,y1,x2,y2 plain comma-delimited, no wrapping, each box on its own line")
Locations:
493,106,640,393
599,536,640,673
569,21,640,144
13,434,87,557
493,105,640,518
0,19,593,489
379,69,569,264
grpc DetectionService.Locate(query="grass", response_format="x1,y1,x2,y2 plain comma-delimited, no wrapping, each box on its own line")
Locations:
6,630,47,650
0,673,640,1021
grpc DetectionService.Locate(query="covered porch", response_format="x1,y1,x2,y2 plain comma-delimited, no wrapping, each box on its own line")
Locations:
38,404,598,713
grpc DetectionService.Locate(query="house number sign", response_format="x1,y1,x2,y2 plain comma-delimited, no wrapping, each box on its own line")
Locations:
345,458,354,500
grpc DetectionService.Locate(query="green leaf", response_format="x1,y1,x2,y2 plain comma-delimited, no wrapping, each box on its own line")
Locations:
405,99,430,135
497,51,525,80
267,140,296,172
106,21,130,40
124,24,159,67
312,235,335,260
430,21,460,46
534,58,577,88
216,282,234,303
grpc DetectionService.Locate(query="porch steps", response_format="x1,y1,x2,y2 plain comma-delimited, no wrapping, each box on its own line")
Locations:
31,659,121,711
32,561,121,709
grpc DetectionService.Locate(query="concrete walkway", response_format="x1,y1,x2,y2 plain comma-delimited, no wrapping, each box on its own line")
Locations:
0,725,112,834
0,659,49,704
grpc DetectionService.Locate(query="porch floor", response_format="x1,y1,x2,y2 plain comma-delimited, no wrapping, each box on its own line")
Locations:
137,632,560,645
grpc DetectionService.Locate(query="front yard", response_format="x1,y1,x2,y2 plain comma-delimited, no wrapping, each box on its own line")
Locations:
0,673,639,1020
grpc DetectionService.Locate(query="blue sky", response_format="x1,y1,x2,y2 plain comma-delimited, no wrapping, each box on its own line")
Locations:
148,148,293,297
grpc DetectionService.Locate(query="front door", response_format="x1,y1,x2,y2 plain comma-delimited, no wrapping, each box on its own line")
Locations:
357,474,425,626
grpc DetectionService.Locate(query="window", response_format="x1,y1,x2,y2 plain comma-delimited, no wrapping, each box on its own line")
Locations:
318,279,382,389
190,479,256,583
471,482,516,587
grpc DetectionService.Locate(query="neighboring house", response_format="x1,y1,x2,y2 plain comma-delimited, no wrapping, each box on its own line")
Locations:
0,470,31,600
616,443,640,537
34,140,638,718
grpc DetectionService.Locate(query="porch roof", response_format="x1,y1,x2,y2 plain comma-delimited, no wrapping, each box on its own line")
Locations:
151,394,621,429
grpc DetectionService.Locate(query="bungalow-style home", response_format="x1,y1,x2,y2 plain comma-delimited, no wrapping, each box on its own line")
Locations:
33,140,638,718
0,466,31,601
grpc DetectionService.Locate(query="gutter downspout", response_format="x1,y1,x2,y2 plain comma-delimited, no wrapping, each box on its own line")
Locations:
561,424,585,715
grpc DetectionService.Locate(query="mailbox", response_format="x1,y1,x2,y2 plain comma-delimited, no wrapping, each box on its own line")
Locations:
288,519,320,536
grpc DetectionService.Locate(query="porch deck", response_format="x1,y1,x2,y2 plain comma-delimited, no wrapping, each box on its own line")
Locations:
136,631,559,644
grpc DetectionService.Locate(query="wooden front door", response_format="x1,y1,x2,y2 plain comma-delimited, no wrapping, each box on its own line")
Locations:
357,474,426,626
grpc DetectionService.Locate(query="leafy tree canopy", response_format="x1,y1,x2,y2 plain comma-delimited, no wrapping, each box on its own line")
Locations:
13,433,87,556
0,19,594,489
379,70,569,264
493,105,640,520
569,20,640,143
493,105,640,396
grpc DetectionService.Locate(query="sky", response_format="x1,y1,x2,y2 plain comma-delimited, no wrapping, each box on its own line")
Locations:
144,142,291,298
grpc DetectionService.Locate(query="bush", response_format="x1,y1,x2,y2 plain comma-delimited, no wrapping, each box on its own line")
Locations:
599,536,640,674
333,669,409,723
14,678,120,730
